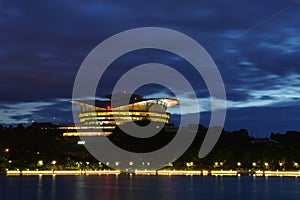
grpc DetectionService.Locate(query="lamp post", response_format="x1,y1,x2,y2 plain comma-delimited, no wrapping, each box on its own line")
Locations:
98,162,102,169
51,160,56,170
294,162,299,169
37,160,43,168
214,162,219,168
186,162,194,169
220,162,223,169
264,162,269,169
279,162,283,171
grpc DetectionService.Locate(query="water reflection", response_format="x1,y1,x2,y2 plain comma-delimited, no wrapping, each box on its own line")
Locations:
76,176,86,200
37,175,43,200
51,175,56,199
1,175,300,200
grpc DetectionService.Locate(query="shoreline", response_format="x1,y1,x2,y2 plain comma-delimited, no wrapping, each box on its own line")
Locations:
3,170,300,177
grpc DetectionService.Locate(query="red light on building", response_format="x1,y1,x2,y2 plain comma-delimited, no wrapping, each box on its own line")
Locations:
106,106,111,110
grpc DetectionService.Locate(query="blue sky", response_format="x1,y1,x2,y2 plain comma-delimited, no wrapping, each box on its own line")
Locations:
0,0,300,136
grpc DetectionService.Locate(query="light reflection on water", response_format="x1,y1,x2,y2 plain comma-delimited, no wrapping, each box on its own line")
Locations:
0,175,299,200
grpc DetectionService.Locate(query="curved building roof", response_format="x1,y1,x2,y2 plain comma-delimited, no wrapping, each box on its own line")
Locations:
71,94,179,109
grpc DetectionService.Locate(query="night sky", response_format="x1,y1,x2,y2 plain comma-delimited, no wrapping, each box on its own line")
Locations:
1,0,300,136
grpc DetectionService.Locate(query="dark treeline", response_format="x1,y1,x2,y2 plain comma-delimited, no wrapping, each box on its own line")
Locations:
175,125,300,170
0,123,300,171
0,123,96,171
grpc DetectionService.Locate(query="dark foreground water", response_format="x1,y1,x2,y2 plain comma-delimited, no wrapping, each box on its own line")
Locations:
0,175,299,200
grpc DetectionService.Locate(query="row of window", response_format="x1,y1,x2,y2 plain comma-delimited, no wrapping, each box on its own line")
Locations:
80,101,168,112
79,111,170,118
63,131,112,137
79,116,169,124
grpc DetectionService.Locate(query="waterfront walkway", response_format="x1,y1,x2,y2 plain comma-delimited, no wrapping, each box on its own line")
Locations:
5,170,300,177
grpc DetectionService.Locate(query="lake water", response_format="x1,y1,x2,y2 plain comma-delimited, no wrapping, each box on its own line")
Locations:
1,175,299,200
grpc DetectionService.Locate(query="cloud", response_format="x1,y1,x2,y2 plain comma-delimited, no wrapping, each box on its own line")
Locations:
0,98,72,124
0,0,299,133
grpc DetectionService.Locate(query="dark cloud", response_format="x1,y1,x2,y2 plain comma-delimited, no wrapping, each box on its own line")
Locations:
0,0,300,133
224,105,300,135
172,104,300,136
31,101,73,123
10,114,33,121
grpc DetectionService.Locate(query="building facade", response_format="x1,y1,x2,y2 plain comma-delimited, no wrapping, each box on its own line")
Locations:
62,94,179,136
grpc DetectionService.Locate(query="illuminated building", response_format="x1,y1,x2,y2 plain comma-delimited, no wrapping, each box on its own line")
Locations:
62,94,179,136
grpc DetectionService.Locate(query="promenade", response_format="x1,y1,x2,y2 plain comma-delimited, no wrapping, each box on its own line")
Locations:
5,170,300,177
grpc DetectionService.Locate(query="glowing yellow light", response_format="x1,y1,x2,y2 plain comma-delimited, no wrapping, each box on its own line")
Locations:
37,160,43,166
4,148,9,153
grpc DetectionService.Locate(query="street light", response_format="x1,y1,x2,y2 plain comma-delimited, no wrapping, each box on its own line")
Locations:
252,162,257,167
186,162,194,167
237,162,241,167
214,162,219,168
264,162,269,168
279,162,283,170
37,160,43,167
